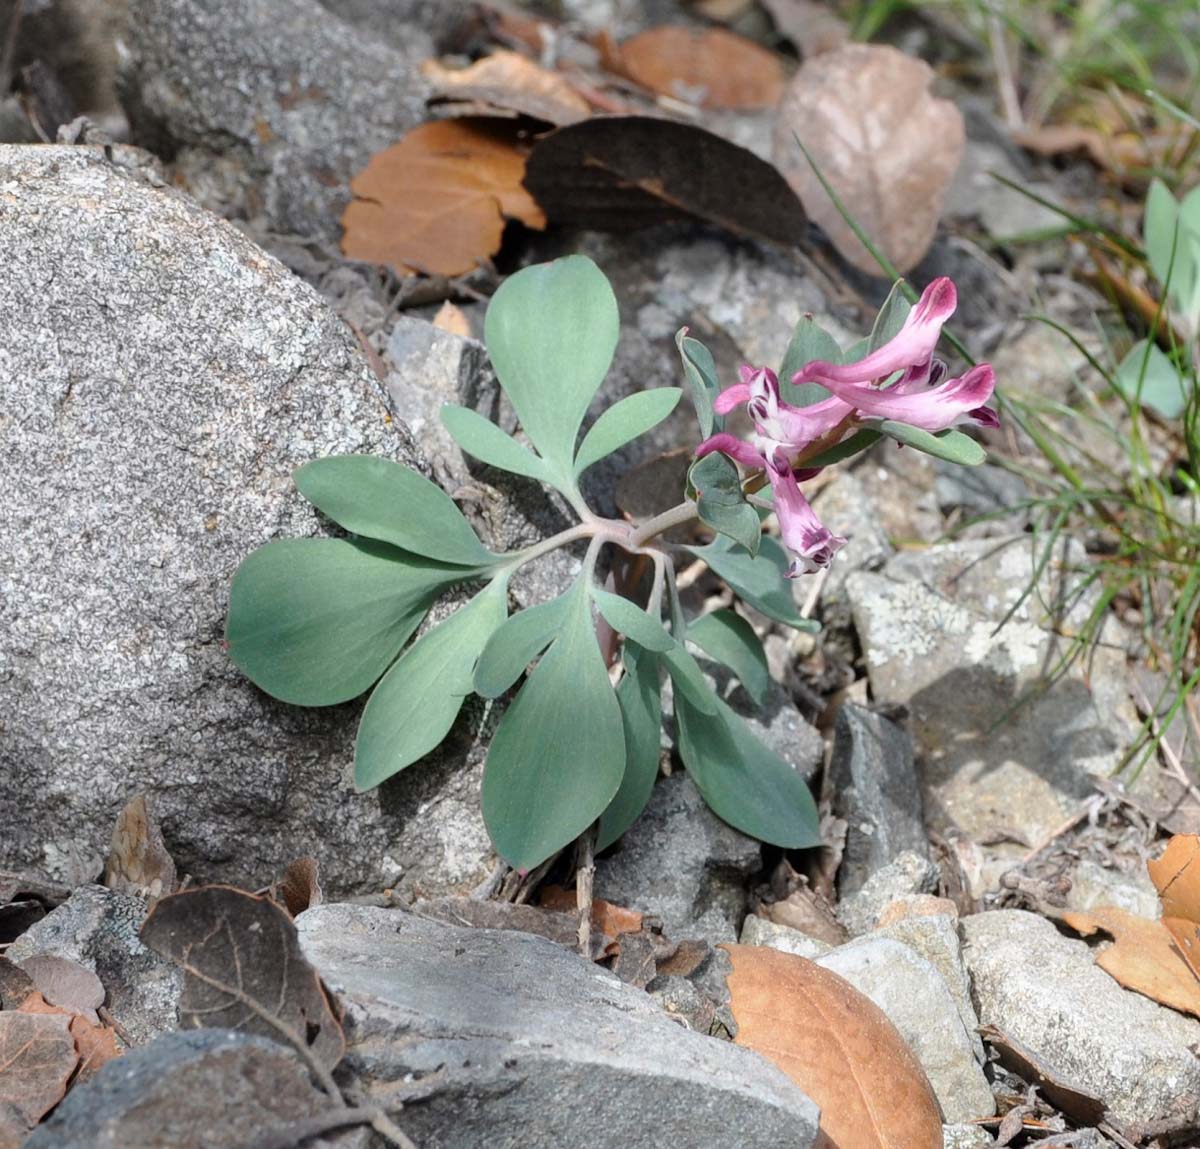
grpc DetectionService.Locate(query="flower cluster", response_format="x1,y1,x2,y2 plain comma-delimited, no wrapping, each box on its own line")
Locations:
695,278,998,577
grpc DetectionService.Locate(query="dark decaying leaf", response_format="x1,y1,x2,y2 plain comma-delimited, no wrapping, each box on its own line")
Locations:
140,886,344,1073
277,857,323,919
104,794,178,905
524,115,807,248
0,1012,78,1149
980,1025,1107,1126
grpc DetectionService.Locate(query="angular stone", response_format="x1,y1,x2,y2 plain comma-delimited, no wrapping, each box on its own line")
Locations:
829,703,928,899
739,915,831,960
817,937,995,1123
121,0,431,240
942,1124,993,1149
962,909,1200,1124
297,903,820,1148
6,885,179,1046
22,1030,339,1149
846,536,1144,846
837,851,940,937
1065,858,1161,921
0,146,491,895
595,774,762,943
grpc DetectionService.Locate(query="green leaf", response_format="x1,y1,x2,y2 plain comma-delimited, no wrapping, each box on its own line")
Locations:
294,455,493,568
354,580,508,790
1115,339,1191,419
597,644,663,851
877,420,986,466
441,405,548,481
801,428,882,468
226,538,461,707
687,609,769,707
592,588,675,652
485,256,619,485
688,452,761,556
1145,180,1200,323
868,280,912,350
474,592,572,698
676,694,820,848
778,316,842,407
689,536,813,630
661,644,719,716
1145,178,1179,292
574,388,682,475
482,583,626,868
676,329,721,439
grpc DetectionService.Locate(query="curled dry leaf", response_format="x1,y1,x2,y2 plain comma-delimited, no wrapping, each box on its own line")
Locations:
1148,834,1200,980
278,856,323,919
140,885,344,1073
17,955,104,1024
772,43,964,275
721,944,942,1148
17,993,125,1084
616,26,786,110
0,1011,77,1149
539,885,645,942
432,300,473,339
524,115,807,248
422,49,592,126
1063,904,1200,1020
104,793,177,905
979,1025,1105,1126
341,119,546,278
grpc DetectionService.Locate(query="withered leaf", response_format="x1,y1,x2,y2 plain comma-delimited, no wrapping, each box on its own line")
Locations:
342,118,546,278
616,26,786,110
0,1012,77,1149
1148,834,1200,981
721,944,942,1149
16,994,124,1085
278,857,322,919
525,115,807,248
1063,904,1200,1020
539,885,644,939
432,300,473,339
105,793,177,905
772,43,964,275
422,50,591,126
140,886,344,1072
980,1024,1106,1126
18,955,104,1024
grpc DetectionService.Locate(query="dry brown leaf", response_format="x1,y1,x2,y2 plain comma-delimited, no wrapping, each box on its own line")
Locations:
539,885,644,939
772,43,964,275
17,992,125,1084
1064,905,1200,1018
762,883,847,947
432,301,474,339
979,1025,1106,1126
616,26,786,110
342,119,546,279
1148,834,1200,980
422,50,591,126
0,1011,77,1149
105,793,177,905
722,944,942,1148
278,856,323,919
17,955,104,1024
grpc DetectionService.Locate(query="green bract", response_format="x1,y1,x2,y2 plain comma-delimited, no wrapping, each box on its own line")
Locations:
226,255,990,873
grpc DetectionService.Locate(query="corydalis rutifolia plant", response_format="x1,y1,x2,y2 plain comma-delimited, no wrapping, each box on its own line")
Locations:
226,257,997,870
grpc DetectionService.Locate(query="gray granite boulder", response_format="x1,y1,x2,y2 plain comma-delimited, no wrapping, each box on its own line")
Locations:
297,903,821,1149
837,851,940,936
962,910,1200,1125
0,145,493,895
120,0,431,239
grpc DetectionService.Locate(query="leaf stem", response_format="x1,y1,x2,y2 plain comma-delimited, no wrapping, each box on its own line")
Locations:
627,501,700,548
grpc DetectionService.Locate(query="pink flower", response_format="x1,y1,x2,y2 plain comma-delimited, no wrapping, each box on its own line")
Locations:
767,453,845,577
791,278,957,387
807,364,998,433
694,432,766,470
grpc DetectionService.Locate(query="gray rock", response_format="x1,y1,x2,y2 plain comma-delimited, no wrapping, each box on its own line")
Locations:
739,915,832,959
942,1124,994,1149
6,885,179,1045
0,146,493,896
317,0,472,51
595,773,762,943
829,704,928,899
818,936,995,1122
837,851,940,937
934,460,1029,523
872,909,984,1064
1065,858,1161,920
962,909,1200,1125
811,469,893,605
847,536,1145,847
22,1029,345,1149
120,0,431,240
297,902,820,1149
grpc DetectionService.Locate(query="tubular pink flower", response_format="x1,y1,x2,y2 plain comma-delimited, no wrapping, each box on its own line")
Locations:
808,364,998,433
791,277,957,387
741,365,854,452
695,432,767,470
713,383,752,414
767,456,846,577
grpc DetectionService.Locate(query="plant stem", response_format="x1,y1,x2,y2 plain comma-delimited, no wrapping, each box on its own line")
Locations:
500,522,593,573
627,501,699,548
